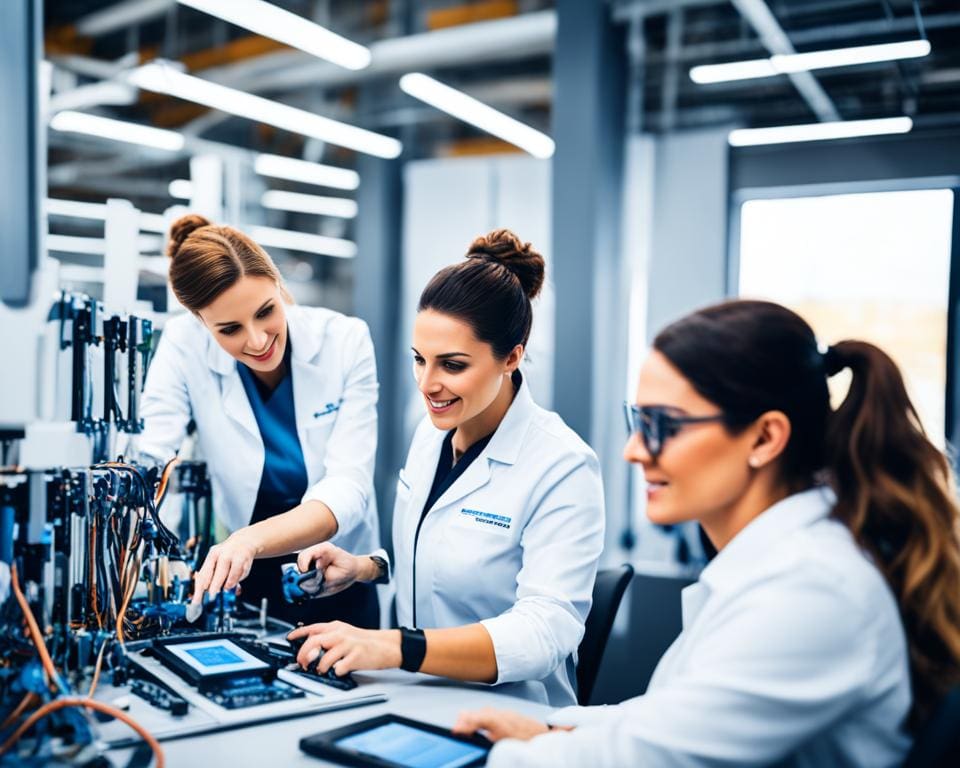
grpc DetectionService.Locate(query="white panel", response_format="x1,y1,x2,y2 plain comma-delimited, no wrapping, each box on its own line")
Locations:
493,156,553,409
189,154,223,221
104,198,140,312
401,157,494,440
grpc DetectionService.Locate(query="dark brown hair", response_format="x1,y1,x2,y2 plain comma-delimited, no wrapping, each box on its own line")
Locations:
654,299,960,725
418,229,545,359
166,214,287,312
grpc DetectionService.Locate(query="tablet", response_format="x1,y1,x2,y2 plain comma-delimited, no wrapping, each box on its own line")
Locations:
155,638,270,684
299,714,491,768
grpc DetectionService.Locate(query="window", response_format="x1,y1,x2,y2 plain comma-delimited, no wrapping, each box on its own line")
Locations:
738,189,955,447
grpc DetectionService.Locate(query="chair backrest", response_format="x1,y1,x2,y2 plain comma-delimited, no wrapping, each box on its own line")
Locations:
904,685,960,768
576,564,634,706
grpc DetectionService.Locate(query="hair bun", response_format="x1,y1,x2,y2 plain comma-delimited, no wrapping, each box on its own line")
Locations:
467,228,545,299
167,213,212,259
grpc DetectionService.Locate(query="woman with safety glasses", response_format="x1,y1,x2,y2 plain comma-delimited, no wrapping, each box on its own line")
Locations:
454,299,960,767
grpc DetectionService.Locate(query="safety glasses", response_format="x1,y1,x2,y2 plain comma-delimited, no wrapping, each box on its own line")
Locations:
623,403,726,459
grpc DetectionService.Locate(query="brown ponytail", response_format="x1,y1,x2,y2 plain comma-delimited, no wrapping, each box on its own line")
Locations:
826,341,960,724
166,213,289,312
654,300,960,724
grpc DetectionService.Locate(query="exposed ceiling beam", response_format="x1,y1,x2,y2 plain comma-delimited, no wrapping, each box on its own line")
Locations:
203,10,556,95
729,0,840,121
612,0,726,21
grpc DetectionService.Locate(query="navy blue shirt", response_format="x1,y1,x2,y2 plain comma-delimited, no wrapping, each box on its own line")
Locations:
235,337,380,628
237,340,308,517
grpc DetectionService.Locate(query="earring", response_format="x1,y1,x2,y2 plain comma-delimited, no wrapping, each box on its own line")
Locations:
748,456,760,468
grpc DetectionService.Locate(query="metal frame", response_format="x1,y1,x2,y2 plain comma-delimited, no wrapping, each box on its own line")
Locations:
0,0,43,307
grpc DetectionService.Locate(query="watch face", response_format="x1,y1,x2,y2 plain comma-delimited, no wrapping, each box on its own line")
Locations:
370,556,388,584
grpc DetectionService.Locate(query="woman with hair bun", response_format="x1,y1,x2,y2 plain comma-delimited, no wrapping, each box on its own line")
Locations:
454,299,960,767
139,214,383,628
285,229,605,706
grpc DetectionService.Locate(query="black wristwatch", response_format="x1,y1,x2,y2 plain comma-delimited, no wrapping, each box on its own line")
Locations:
399,627,427,672
368,554,390,585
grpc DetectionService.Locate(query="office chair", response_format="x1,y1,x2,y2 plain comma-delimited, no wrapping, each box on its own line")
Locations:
576,564,634,706
903,685,960,768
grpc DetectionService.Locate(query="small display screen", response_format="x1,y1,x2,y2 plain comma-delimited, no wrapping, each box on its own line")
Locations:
185,645,244,667
166,639,269,677
335,723,487,768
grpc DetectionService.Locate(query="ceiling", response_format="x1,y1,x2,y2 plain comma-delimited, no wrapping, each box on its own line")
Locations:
42,1,960,221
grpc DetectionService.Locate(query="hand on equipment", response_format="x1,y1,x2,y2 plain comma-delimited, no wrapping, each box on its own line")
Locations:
286,621,402,676
451,708,552,742
190,531,260,607
281,562,324,604
295,542,366,598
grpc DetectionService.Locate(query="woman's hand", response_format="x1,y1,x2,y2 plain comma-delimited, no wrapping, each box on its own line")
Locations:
452,708,552,742
295,542,372,597
191,531,261,605
286,621,401,675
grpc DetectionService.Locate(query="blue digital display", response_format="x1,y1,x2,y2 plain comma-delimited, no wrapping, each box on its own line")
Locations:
336,723,486,768
185,645,244,667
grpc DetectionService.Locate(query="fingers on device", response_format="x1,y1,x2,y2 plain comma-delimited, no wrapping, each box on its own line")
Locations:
279,629,357,691
281,562,324,604
299,714,492,768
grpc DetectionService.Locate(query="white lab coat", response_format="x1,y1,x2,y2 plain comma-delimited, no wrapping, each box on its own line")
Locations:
488,487,912,767
136,304,380,556
393,375,605,707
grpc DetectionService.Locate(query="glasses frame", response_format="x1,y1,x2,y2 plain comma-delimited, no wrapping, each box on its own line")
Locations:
623,402,726,459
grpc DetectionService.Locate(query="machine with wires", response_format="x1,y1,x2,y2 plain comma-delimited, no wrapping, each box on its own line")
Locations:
0,291,199,765
0,292,386,766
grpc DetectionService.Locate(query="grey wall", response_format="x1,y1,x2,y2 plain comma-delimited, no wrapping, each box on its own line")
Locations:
646,127,732,337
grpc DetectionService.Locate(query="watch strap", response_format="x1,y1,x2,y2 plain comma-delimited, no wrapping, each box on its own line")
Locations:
399,626,427,672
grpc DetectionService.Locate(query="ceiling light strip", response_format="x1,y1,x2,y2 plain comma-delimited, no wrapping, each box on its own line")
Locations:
129,62,401,158
261,190,358,218
692,39,931,84
176,0,371,71
728,116,913,146
50,110,185,151
399,72,554,159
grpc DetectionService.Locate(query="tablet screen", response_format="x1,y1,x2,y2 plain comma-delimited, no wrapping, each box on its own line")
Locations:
165,639,269,677
335,723,487,768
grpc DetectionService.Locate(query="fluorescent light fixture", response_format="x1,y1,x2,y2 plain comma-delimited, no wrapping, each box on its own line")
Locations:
728,116,913,146
176,0,371,71
261,190,358,219
249,225,357,258
45,199,173,234
49,110,185,151
47,234,107,255
254,154,360,190
47,234,161,255
169,179,193,199
128,62,401,158
692,39,931,84
399,72,555,159
46,198,108,220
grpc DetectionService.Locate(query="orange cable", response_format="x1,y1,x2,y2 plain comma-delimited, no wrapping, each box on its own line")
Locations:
10,565,59,688
86,638,108,698
0,698,164,767
0,693,37,730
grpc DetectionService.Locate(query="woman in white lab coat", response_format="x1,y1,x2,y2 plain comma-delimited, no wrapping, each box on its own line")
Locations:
453,300,960,767
139,214,381,627
286,229,606,706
